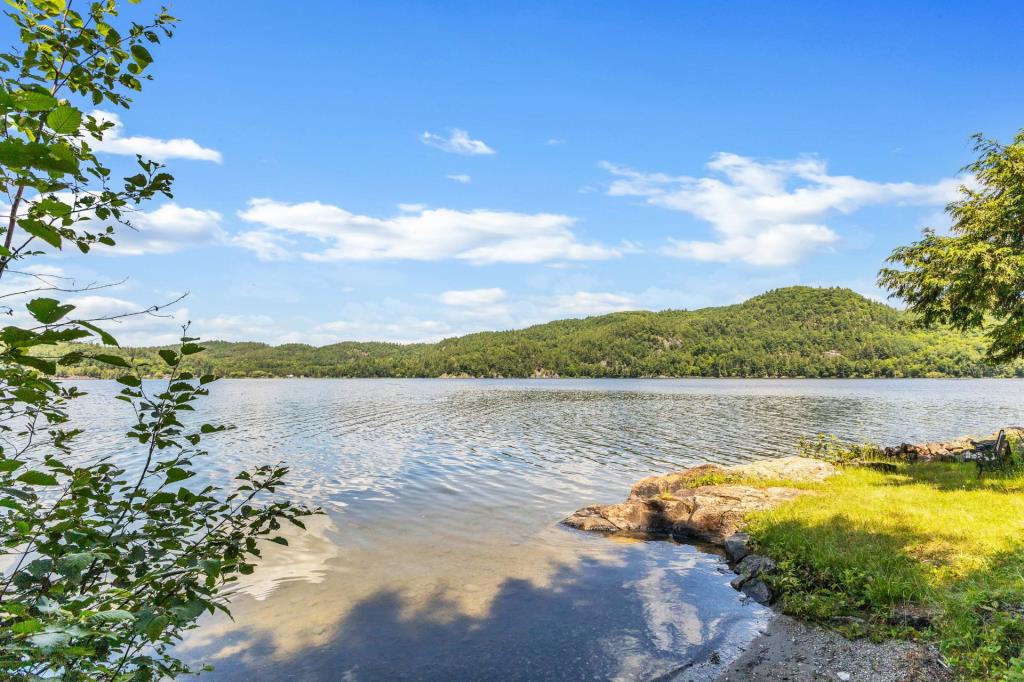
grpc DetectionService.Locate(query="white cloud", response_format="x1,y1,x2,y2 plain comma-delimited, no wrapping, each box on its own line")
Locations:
316,318,453,343
235,199,622,264
664,224,839,266
602,154,963,266
229,230,292,261
421,128,495,155
89,110,222,163
446,174,472,184
398,203,428,213
440,288,506,306
545,138,566,146
107,203,226,255
549,291,635,317
61,294,190,346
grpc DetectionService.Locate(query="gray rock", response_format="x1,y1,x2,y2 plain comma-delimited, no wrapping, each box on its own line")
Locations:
741,578,773,604
724,532,751,563
564,456,835,543
736,554,777,580
730,575,747,590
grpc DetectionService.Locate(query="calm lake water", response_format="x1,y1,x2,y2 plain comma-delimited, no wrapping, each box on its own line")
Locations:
68,378,1024,681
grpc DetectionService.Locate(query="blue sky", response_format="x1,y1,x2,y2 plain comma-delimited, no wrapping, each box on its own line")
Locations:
13,1,1024,345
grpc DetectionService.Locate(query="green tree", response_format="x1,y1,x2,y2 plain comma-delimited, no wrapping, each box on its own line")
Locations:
0,2,316,679
879,129,1024,362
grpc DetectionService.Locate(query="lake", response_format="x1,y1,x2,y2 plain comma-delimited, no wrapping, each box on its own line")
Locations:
68,378,1024,681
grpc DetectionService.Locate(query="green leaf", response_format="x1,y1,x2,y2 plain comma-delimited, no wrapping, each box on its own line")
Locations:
25,558,52,578
269,536,289,546
164,467,190,483
18,219,62,249
17,470,59,486
57,552,93,581
11,618,42,635
116,375,142,387
15,355,57,374
199,558,221,577
26,298,74,325
46,105,82,134
14,90,57,112
180,343,205,355
0,459,24,472
94,353,130,368
158,349,178,366
88,609,133,623
78,321,119,346
130,44,153,68
134,611,168,642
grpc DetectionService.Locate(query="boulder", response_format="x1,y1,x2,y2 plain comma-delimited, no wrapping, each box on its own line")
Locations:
735,553,777,581
563,483,808,543
724,532,751,563
741,578,773,605
564,456,835,544
731,456,836,483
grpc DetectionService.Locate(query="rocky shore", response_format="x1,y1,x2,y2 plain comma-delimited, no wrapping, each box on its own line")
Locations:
563,456,835,606
561,432,1017,681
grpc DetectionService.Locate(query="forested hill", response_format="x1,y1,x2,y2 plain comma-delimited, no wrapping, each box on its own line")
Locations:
63,287,1023,379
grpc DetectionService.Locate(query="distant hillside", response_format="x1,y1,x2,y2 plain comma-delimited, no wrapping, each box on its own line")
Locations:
60,287,1024,379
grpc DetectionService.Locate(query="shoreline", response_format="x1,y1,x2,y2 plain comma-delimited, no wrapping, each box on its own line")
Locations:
56,375,1024,381
562,430,1023,681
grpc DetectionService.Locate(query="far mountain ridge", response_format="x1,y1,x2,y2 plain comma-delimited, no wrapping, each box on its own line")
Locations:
61,287,1023,379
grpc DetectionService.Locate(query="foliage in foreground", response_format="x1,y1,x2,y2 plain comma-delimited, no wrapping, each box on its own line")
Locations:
1,336,317,679
0,1,315,679
745,453,1024,681
56,287,1024,379
880,127,1024,364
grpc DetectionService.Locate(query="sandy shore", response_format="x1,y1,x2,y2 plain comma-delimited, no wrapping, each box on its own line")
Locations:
715,614,951,682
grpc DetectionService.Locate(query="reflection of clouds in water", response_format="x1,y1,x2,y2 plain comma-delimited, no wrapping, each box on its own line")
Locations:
628,559,703,650
223,514,340,602
64,378,1024,517
60,379,1024,679
179,526,631,664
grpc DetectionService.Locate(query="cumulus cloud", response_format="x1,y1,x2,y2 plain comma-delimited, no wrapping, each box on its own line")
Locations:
235,199,622,264
602,154,963,266
107,203,226,255
549,291,635,317
446,174,472,184
664,224,839,266
421,128,495,155
89,110,222,163
229,230,292,261
440,288,506,306
316,318,454,343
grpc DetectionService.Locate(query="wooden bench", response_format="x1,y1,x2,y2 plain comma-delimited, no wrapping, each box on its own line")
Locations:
976,429,1014,476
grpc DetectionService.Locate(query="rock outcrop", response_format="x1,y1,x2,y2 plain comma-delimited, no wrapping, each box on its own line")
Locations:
562,456,835,544
884,427,1024,462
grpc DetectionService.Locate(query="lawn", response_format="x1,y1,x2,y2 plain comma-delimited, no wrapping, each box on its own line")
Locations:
744,461,1024,681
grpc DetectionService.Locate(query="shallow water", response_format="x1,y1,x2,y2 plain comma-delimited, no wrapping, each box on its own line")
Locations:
67,378,1024,680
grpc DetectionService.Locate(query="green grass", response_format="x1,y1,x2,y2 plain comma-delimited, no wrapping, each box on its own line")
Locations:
744,462,1024,680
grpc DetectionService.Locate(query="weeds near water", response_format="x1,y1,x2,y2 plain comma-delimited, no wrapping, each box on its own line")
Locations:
797,433,889,465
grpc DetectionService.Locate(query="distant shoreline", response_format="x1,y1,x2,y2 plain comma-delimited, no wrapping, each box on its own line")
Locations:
57,375,1023,381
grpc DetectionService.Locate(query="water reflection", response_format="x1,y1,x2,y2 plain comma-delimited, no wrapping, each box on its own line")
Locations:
61,378,1024,680
178,527,768,681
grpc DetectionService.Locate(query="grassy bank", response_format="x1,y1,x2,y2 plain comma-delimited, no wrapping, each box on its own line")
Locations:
742,460,1024,681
